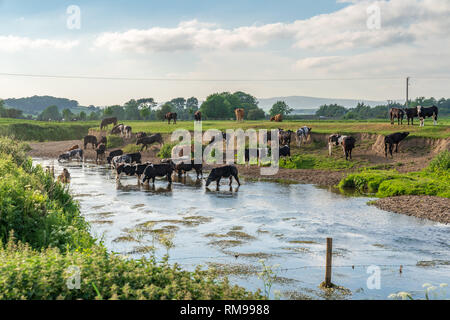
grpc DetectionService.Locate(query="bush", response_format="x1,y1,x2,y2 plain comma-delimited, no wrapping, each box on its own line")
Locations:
0,237,262,300
106,135,124,149
427,150,450,173
157,142,178,159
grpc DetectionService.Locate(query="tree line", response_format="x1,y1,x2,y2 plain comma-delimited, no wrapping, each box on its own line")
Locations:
315,97,450,119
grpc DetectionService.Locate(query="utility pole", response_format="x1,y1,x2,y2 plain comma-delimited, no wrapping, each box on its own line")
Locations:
406,76,410,108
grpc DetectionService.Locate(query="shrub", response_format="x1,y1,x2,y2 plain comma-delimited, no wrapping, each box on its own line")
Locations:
106,135,124,149
157,142,178,159
0,237,263,300
427,150,450,173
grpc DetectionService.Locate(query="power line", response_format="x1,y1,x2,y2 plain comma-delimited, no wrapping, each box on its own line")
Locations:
0,72,412,82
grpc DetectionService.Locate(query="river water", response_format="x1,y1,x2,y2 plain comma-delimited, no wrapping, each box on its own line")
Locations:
34,158,449,300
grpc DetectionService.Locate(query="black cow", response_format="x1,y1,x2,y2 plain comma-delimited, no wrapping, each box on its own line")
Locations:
107,149,123,164
95,143,107,164
385,132,409,158
83,135,98,149
126,152,142,164
136,133,163,151
142,162,176,185
58,149,83,162
279,130,294,146
136,132,147,139
175,160,203,179
206,165,240,188
279,145,291,157
404,107,418,126
417,105,438,126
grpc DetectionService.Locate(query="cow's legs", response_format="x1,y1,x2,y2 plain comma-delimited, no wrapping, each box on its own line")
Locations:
395,143,399,153
328,143,333,157
233,174,241,186
229,176,233,186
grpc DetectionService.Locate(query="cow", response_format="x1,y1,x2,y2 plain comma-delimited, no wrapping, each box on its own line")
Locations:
165,112,177,124
126,152,142,164
83,135,98,149
111,154,132,169
116,162,151,182
206,165,240,188
417,105,438,126
107,149,123,164
279,130,294,146
404,107,418,126
136,132,147,139
328,134,356,160
100,117,118,130
194,111,202,122
235,108,245,122
142,162,176,185
385,132,409,158
111,124,124,135
98,136,107,146
270,114,283,122
67,145,79,152
136,133,163,151
341,136,356,161
95,143,107,164
296,127,312,146
279,145,291,158
390,108,404,125
122,125,132,139
58,149,84,162
57,168,71,184
175,160,203,179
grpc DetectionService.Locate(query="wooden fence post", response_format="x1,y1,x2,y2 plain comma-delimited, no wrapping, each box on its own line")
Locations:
324,237,333,288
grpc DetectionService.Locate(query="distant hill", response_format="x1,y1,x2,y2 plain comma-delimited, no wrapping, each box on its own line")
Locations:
257,96,400,112
3,95,89,115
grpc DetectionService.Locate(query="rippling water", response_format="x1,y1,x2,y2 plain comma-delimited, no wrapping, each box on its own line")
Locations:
35,159,450,300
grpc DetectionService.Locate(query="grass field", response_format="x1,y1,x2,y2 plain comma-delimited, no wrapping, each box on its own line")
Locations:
90,119,450,139
0,118,449,141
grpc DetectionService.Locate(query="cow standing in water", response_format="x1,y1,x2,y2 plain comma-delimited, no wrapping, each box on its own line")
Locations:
417,105,438,126
206,165,240,188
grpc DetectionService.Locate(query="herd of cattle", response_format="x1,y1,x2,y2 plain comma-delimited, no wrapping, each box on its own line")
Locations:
54,105,433,186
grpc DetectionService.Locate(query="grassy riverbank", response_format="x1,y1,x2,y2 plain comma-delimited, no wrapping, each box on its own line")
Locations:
338,151,450,198
0,137,262,300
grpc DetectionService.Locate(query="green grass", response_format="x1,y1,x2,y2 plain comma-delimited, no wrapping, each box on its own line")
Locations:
280,154,360,170
338,151,450,198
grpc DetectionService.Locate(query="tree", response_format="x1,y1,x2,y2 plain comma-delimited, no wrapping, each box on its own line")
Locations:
62,108,74,121
316,104,347,118
124,99,141,120
247,108,266,120
200,94,230,120
38,105,62,121
186,97,199,114
79,111,87,121
269,101,293,117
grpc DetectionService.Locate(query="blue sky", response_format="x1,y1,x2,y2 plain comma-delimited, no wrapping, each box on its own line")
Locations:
0,0,449,106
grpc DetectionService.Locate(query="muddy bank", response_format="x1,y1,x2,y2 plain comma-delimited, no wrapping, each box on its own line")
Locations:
372,196,450,224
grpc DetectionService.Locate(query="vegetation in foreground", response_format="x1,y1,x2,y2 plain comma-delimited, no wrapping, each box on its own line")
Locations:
0,137,262,300
339,151,450,198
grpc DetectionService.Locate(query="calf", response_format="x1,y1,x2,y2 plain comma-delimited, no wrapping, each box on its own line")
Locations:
385,132,409,158
96,143,107,164
390,108,404,125
404,107,418,126
136,133,163,151
296,127,312,146
83,135,98,149
107,149,123,164
142,162,176,185
206,165,240,188
279,145,291,158
58,149,84,162
175,160,203,179
417,105,438,126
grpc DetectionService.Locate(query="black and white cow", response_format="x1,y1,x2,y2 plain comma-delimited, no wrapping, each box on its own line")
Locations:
58,149,84,162
116,162,151,182
296,127,312,146
107,150,123,164
417,105,438,126
328,134,356,160
279,145,291,157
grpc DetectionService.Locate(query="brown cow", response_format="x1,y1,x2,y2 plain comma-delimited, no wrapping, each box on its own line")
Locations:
100,117,118,130
270,114,283,122
67,145,79,152
194,111,202,122
235,108,244,122
165,112,177,124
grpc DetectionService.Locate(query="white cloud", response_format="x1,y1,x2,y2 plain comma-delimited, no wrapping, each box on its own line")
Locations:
94,0,450,53
0,35,79,52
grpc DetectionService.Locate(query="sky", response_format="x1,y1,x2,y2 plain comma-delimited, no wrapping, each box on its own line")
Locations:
0,0,449,106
